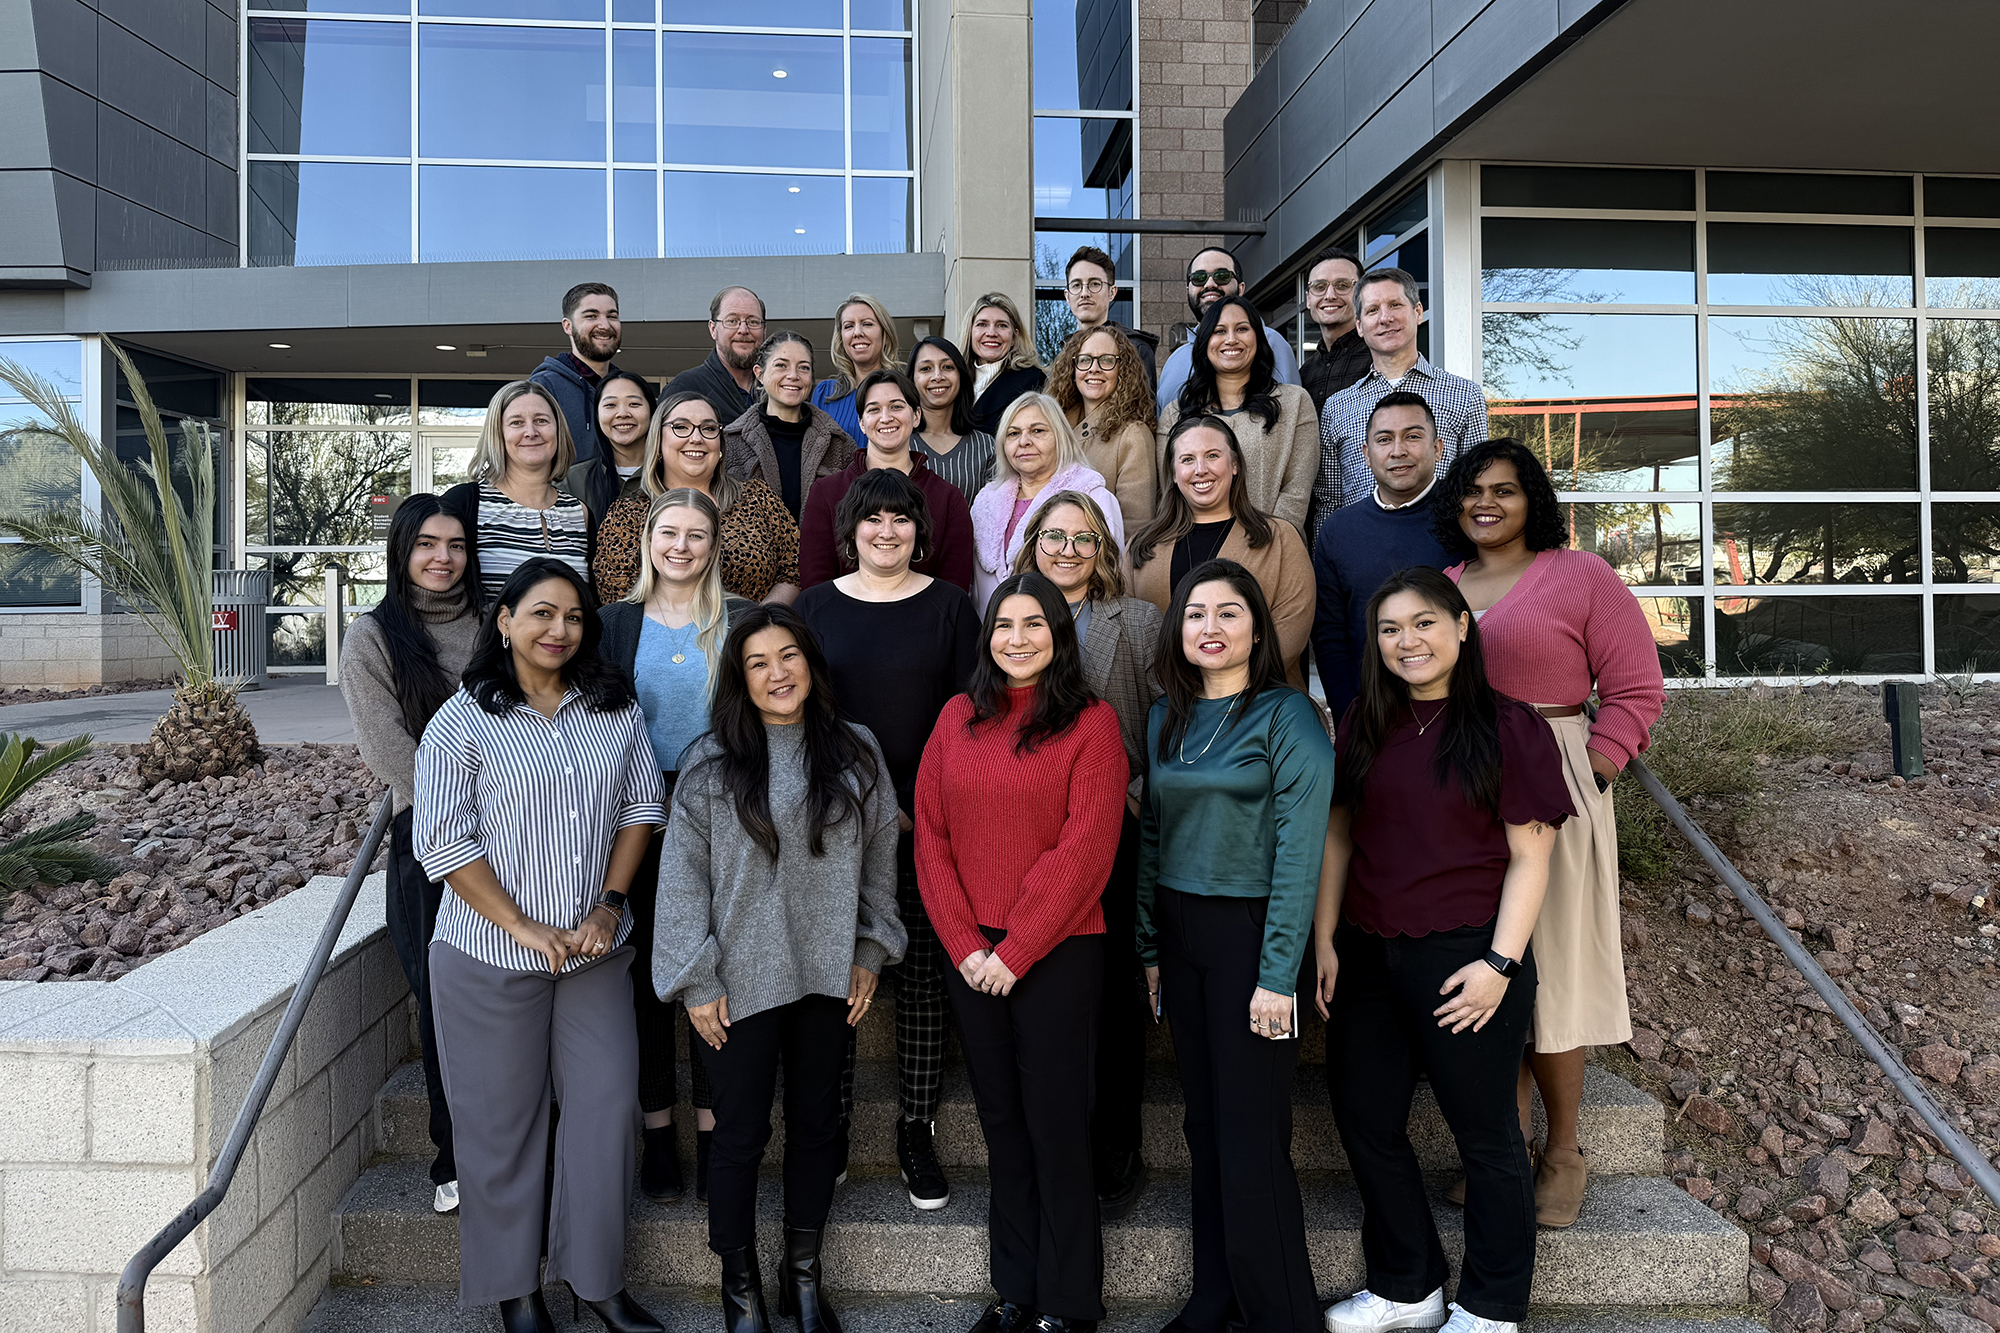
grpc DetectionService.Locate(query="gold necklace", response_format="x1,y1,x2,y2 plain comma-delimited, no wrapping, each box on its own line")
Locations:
1412,699,1448,735
1177,692,1242,764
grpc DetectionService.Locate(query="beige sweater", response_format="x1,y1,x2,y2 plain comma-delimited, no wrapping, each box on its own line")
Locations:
1075,416,1159,532
339,585,482,812
1157,382,1319,538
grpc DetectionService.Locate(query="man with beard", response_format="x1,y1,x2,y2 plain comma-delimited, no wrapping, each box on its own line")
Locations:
1153,245,1301,414
532,282,625,467
665,286,766,425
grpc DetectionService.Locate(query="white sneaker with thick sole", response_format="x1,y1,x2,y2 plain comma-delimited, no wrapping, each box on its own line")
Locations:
433,1180,459,1214
1440,1303,1516,1333
1323,1287,1446,1333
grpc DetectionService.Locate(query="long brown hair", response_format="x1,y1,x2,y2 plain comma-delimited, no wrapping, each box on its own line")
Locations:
1129,414,1273,569
1050,324,1156,441
1150,558,1291,762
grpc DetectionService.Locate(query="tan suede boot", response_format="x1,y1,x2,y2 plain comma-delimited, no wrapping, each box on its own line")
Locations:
1535,1145,1587,1228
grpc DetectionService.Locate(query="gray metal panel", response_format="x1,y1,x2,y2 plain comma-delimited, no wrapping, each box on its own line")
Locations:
0,173,66,267
98,15,208,155
53,169,94,268
1432,0,1557,128
98,0,203,72
42,76,96,178
205,3,233,89
1340,0,1430,138
206,78,233,164
0,72,50,170
1343,64,1432,208
1276,0,1357,106
1276,146,1346,263
94,191,230,268
203,153,233,241
1431,0,1489,50
1282,42,1349,186
20,0,97,94
1226,115,1281,226
97,104,205,229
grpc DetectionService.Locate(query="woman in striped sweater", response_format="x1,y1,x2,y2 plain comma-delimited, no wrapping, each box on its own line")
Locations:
443,381,594,603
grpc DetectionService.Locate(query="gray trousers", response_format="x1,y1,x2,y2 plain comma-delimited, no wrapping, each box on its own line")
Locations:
430,941,640,1308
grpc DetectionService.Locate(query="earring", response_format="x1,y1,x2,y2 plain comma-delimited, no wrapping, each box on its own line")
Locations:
502,634,511,649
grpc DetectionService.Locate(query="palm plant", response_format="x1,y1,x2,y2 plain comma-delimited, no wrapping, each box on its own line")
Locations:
0,341,262,783
0,733,115,893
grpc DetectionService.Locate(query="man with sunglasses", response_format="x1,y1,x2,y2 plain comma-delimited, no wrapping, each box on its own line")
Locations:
1153,245,1301,414
664,285,768,424
1299,246,1372,414
1062,245,1159,389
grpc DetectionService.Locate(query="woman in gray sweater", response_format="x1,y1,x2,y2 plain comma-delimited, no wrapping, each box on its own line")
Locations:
337,493,480,1217
655,603,905,1333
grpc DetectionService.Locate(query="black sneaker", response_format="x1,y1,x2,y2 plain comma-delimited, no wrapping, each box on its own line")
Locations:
1095,1150,1148,1221
896,1116,950,1210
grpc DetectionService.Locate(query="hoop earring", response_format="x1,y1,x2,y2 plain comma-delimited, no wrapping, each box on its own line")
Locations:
502,634,511,649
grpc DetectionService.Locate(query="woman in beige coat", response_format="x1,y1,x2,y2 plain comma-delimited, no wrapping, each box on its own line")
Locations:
1050,324,1159,532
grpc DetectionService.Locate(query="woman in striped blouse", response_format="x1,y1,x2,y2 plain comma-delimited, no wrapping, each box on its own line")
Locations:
414,556,666,1333
443,381,594,603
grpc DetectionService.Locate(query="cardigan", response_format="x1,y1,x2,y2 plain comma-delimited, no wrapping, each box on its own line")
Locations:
914,690,1128,977
599,596,756,685
969,365,1047,437
722,400,854,521
1446,548,1665,770
969,460,1127,611
338,583,482,813
1157,382,1319,537
1130,517,1315,692
1077,595,1164,795
1074,415,1159,533
1309,489,1453,723
797,450,977,593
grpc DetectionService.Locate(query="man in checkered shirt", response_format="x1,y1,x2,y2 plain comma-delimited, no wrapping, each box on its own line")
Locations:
1315,267,1490,532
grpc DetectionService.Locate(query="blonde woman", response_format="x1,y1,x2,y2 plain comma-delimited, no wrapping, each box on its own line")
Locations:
1049,324,1159,531
961,292,1046,435
811,293,901,445
599,489,753,1207
969,392,1123,609
441,380,590,601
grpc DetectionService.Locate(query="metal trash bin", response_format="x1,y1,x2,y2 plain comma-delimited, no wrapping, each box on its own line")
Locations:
211,569,271,688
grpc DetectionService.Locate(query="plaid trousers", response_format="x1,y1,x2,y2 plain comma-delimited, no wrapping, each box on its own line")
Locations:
843,836,951,1122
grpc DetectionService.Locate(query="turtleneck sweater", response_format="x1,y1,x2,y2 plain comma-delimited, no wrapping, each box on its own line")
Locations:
340,581,483,811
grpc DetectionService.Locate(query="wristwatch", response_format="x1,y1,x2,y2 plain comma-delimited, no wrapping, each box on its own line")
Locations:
1483,949,1522,979
594,890,629,918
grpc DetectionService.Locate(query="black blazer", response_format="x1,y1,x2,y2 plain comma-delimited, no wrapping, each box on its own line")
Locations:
599,596,756,682
969,365,1047,437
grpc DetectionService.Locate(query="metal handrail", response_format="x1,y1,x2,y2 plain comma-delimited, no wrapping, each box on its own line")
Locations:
116,792,395,1333
1627,754,2000,1204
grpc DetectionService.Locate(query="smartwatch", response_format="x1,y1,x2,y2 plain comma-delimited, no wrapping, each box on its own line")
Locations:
594,889,629,918
1483,949,1522,979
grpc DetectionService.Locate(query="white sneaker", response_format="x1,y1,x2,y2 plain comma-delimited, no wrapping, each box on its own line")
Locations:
1323,1287,1446,1333
433,1180,459,1214
1440,1303,1516,1333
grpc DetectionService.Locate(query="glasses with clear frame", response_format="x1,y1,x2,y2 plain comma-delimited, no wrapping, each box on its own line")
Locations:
1307,278,1357,297
1066,277,1110,295
1036,528,1102,557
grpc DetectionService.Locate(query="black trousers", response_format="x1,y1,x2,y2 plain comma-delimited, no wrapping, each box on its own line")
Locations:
1327,923,1538,1324
388,807,456,1186
1091,811,1147,1176
631,779,710,1115
699,994,850,1253
841,833,950,1122
946,928,1105,1321
1155,887,1316,1333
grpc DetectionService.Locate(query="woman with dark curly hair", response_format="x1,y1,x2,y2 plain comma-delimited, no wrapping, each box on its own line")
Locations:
1050,324,1159,530
1428,439,1665,1231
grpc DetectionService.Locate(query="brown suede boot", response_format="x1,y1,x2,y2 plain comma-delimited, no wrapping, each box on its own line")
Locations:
1535,1145,1587,1228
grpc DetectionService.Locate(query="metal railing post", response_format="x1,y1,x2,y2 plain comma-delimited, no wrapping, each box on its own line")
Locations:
322,563,347,687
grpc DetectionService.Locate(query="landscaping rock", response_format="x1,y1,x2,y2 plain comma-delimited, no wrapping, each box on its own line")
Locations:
1803,1154,1853,1205
1852,1118,1901,1155
1851,1189,1902,1227
1916,1043,1969,1085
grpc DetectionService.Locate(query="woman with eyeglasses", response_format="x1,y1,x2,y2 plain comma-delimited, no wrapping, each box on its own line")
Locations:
811,293,901,446
1008,489,1163,1218
909,335,998,503
962,293,1046,437
970,393,1124,611
1049,325,1159,532
442,381,593,603
725,330,856,524
568,370,657,532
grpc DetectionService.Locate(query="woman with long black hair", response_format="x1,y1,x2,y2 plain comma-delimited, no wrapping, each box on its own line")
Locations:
1314,566,1569,1333
909,335,997,502
570,368,657,535
1137,558,1333,1333
655,604,906,1333
415,557,665,1333
915,570,1127,1333
339,494,480,1216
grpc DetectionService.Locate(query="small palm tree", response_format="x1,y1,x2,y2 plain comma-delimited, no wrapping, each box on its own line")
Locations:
0,341,262,783
0,733,115,893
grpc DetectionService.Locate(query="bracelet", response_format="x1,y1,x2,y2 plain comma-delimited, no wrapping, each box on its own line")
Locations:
589,902,623,925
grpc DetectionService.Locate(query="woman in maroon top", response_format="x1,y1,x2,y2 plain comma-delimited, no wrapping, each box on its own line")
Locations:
1312,567,1571,1333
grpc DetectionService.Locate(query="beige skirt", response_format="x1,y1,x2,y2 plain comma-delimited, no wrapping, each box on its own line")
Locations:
1528,711,1632,1053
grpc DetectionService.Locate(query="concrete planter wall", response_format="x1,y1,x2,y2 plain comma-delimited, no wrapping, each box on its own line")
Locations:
0,872,408,1333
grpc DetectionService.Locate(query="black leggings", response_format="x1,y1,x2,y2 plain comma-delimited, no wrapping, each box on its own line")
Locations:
387,807,455,1186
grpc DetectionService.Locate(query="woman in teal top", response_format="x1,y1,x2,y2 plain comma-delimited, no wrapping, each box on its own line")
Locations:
1137,556,1333,1333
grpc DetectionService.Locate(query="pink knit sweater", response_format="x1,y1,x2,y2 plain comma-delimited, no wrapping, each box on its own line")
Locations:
1446,549,1665,769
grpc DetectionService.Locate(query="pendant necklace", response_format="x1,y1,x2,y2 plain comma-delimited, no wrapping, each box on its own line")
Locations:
1177,691,1243,764
1412,699,1448,735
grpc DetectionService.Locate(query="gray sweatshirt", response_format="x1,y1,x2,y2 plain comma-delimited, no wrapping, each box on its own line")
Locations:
339,585,482,812
654,722,906,1021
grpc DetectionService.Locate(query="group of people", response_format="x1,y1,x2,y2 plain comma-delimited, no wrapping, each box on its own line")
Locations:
337,256,1667,1333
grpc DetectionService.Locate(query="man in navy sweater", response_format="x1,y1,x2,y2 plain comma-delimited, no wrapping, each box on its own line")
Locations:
1311,390,1454,721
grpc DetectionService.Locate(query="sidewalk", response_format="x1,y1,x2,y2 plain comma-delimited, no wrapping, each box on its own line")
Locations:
0,675,356,745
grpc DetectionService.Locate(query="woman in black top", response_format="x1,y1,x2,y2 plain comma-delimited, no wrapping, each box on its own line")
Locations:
795,468,981,1212
962,293,1047,436
723,330,854,522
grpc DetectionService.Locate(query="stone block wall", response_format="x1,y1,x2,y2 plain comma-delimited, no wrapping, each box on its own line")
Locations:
0,872,408,1333
0,613,179,689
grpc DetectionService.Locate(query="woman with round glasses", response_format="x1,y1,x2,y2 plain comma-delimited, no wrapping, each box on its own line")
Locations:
812,293,901,446
725,330,856,524
1050,326,1159,531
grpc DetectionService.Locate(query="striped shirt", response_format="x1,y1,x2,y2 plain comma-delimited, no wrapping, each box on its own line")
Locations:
414,686,666,974
474,483,591,600
911,429,997,505
1316,355,1490,515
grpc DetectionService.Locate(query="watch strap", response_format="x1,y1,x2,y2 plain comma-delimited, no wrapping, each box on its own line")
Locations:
1483,948,1521,978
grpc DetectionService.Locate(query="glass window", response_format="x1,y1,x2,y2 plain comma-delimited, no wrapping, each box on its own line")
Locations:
850,0,910,26
1931,505,2000,582
1032,0,1132,112
420,165,607,262
1481,218,1694,305
1715,595,1920,676
1035,230,1133,283
419,25,606,162
1034,117,1131,220
1706,223,1913,306
1707,171,1912,217
420,380,508,422
1711,503,1919,584
661,34,844,169
0,545,81,608
1480,165,1694,212
0,340,83,400
0,422,83,514
1936,595,2000,672
663,0,843,25
1926,177,2000,221
1367,184,1427,253
420,0,605,17
1483,315,1697,490
247,432,413,548
1925,228,2000,308
258,0,411,13
614,0,655,18
249,162,411,267
1565,503,1700,584
247,378,413,426
613,29,656,164
266,610,328,668
1709,317,1918,491
663,172,844,256
118,350,223,421
853,176,911,254
851,39,912,170
615,170,657,258
249,19,410,158
1930,320,2000,491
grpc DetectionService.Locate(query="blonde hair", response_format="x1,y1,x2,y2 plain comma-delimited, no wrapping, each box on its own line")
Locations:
642,390,740,512
1010,488,1127,600
472,381,575,485
623,489,731,696
961,292,1041,373
992,392,1089,489
829,294,901,397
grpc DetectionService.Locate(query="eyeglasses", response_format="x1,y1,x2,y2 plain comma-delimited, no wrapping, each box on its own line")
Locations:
1074,353,1120,372
1187,268,1238,288
1066,277,1110,295
1308,278,1357,296
715,316,766,332
665,419,722,440
1037,528,1102,556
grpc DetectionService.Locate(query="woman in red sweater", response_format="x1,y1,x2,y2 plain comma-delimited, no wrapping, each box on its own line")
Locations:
915,570,1129,1333
1429,438,1666,1229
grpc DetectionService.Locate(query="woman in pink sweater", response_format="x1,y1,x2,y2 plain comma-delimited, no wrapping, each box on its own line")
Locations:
1429,438,1665,1231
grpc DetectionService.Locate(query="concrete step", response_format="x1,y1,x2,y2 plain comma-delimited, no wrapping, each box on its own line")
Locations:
333,1159,1747,1308
376,1059,1663,1177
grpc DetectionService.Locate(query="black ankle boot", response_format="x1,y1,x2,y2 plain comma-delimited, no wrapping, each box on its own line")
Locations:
968,1300,1035,1333
498,1291,555,1333
581,1289,666,1333
696,1128,713,1202
720,1245,771,1333
776,1225,842,1333
641,1123,684,1201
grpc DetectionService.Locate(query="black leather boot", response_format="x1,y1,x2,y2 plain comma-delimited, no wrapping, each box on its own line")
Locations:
580,1289,666,1333
498,1291,555,1333
776,1225,843,1333
641,1123,684,1202
720,1245,772,1333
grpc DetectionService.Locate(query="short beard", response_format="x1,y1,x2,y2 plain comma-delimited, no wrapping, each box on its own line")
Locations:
572,329,620,362
719,343,755,372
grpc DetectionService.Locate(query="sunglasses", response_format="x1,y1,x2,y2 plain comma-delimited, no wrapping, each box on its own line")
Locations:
1187,268,1239,288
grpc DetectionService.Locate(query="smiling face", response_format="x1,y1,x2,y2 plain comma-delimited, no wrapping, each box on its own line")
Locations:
742,625,810,725
754,338,814,410
408,514,467,593
1180,578,1253,675
1456,457,1529,552
912,345,961,414
1171,425,1237,521
1204,304,1258,378
1185,248,1242,318
647,505,716,590
657,398,722,489
990,592,1055,688
564,294,621,363
1002,404,1057,485
1357,277,1421,358
854,508,917,577
711,289,766,371
596,380,651,454
1032,501,1100,601
501,390,560,481
970,305,1015,365
838,302,884,373
1074,330,1121,407
1306,256,1361,333
497,576,584,675
1376,589,1466,700
860,382,917,452
1364,402,1442,501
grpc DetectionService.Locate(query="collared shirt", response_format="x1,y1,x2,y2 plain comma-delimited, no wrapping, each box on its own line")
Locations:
1374,471,1440,512
414,686,666,975
1299,326,1371,415
1317,354,1490,514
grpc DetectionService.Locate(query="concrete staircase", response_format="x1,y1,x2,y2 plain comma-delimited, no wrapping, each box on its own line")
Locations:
307,996,1758,1330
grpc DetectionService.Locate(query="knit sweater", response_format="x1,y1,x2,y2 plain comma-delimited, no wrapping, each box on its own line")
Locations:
914,690,1128,977
1446,548,1666,769
653,722,907,1021
797,449,977,593
969,460,1126,611
1310,490,1453,724
1157,383,1320,537
339,584,482,812
1074,415,1159,532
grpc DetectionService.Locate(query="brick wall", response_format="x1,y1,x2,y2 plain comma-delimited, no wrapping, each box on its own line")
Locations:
0,614,179,689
